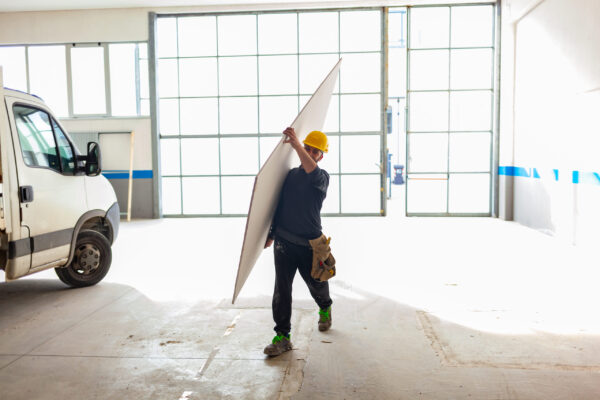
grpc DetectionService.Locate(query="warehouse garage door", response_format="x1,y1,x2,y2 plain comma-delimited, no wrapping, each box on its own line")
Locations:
152,9,385,216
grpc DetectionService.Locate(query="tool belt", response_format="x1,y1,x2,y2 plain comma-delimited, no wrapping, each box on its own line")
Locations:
308,234,336,282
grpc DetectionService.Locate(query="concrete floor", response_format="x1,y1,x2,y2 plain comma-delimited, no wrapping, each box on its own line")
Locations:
1,198,599,399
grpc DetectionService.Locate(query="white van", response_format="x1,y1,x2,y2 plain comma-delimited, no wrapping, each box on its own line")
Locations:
0,71,119,287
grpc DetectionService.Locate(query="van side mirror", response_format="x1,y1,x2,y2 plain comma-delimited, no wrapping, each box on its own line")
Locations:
85,141,102,176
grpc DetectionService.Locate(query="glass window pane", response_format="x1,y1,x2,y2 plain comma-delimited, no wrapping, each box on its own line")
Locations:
408,133,448,173
260,136,281,167
409,92,448,132
449,91,492,131
340,135,380,173
259,96,297,133
71,47,106,115
449,132,490,172
180,98,218,135
221,176,254,214
159,99,179,136
220,97,258,134
139,59,149,99
52,119,75,174
410,7,449,49
158,59,179,98
450,49,493,90
182,177,220,214
340,53,380,93
109,43,137,116
406,174,447,213
179,58,218,97
318,135,339,173
160,138,180,176
299,12,339,53
141,99,150,116
13,106,58,171
219,56,257,96
321,174,339,213
340,94,380,132
162,177,181,214
409,50,448,90
178,16,217,57
300,94,339,133
259,55,297,95
220,137,258,175
28,46,68,117
258,13,297,54
157,17,177,58
181,138,219,175
448,173,490,213
451,6,494,48
218,15,257,56
340,11,381,52
299,54,340,95
341,175,380,213
0,46,27,91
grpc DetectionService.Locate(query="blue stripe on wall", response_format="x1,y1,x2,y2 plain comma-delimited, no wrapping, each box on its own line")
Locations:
499,166,600,186
103,170,153,179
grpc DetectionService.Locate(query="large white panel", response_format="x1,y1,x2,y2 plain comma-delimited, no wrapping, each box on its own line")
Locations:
259,136,281,167
234,59,341,303
300,54,340,95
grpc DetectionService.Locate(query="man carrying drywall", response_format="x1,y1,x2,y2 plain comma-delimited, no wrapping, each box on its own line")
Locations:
263,127,333,357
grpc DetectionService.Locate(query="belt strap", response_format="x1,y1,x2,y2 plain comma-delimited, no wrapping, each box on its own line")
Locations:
275,227,311,247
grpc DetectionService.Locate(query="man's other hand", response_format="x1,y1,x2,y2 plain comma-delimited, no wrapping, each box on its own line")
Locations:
264,237,274,248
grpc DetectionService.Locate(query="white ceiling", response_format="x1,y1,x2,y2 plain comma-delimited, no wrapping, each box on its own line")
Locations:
0,0,322,13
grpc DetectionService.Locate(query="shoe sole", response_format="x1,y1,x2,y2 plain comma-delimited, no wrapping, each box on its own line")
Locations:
264,344,293,356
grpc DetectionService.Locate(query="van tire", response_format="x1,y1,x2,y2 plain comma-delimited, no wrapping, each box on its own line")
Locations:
55,230,112,287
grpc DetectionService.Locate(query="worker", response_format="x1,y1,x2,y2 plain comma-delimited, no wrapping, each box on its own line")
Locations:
263,127,332,357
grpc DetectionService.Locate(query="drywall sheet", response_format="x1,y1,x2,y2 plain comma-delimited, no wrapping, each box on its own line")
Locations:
233,59,342,303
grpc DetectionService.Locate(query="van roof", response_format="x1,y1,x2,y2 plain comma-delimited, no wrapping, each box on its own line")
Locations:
3,87,44,101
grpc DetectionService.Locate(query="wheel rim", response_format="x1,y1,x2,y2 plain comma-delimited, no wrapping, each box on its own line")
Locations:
72,243,102,276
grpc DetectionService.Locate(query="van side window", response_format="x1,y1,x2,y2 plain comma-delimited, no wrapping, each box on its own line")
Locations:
13,105,61,172
52,119,75,174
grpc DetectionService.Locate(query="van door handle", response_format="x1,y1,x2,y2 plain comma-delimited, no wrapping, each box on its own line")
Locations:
19,186,34,203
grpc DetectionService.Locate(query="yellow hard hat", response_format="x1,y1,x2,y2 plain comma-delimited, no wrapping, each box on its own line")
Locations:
303,130,328,153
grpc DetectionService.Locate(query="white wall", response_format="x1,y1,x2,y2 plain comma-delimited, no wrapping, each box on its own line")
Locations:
499,0,600,246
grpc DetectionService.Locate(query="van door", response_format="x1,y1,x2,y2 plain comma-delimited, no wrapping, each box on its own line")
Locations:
6,99,87,272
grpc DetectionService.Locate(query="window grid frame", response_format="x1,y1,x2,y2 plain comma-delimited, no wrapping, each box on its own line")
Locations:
156,8,385,217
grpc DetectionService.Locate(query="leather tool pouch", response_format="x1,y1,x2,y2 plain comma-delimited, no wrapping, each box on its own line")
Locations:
308,234,336,282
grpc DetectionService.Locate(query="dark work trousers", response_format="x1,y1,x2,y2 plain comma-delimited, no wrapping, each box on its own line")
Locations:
272,238,333,336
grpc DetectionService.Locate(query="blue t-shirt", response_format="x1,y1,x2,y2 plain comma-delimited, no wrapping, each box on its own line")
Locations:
271,166,329,240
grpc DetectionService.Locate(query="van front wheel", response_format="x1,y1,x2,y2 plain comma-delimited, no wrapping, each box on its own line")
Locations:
55,230,112,287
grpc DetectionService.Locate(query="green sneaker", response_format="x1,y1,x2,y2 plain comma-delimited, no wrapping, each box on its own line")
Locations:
263,334,292,356
318,306,332,332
